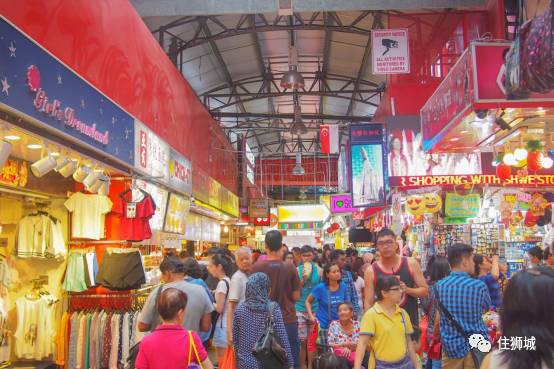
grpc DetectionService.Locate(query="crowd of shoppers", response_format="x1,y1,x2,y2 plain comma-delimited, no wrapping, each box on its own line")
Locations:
135,228,554,369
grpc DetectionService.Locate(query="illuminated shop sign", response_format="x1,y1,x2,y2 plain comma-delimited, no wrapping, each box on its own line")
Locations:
391,174,554,188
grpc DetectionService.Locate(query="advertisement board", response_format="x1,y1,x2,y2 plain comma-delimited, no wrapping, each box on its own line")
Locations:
163,193,190,234
445,193,481,218
349,124,387,207
192,168,210,204
390,174,554,188
330,194,358,213
169,149,192,195
372,29,410,74
472,42,554,104
420,49,473,152
134,120,170,183
386,116,481,178
0,17,135,165
249,198,269,218
278,204,330,223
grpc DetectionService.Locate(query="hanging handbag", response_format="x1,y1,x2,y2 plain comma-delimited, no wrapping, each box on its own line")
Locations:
434,286,485,368
252,302,288,368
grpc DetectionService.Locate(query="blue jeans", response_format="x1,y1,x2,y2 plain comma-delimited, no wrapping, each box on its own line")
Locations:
285,322,300,369
426,359,441,369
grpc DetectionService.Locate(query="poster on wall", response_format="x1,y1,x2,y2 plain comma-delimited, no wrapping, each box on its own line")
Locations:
386,115,481,179
372,29,410,74
134,120,170,183
350,124,387,207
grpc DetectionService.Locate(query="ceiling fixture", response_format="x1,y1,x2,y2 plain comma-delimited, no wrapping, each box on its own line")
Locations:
56,157,78,178
280,16,304,89
3,135,20,141
27,143,42,150
292,151,305,176
31,154,57,177
73,165,91,183
290,96,307,134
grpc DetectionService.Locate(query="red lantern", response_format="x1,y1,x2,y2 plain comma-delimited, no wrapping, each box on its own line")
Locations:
527,151,542,172
496,163,511,181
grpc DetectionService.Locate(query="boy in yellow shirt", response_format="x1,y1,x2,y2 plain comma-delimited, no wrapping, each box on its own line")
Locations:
354,275,419,369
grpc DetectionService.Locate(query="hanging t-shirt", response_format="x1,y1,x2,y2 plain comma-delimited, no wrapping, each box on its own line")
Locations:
112,193,156,241
65,193,113,240
310,281,348,329
14,296,56,359
17,214,66,259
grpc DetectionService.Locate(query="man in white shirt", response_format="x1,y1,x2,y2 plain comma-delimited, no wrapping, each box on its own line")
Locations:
226,247,252,343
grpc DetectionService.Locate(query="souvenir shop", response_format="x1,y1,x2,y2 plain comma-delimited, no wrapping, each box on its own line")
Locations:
0,18,198,368
387,41,554,277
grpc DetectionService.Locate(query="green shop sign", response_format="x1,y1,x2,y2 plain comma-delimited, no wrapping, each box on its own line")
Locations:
445,193,481,218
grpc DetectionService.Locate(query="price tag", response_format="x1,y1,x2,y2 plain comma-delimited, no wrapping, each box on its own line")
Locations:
126,203,137,218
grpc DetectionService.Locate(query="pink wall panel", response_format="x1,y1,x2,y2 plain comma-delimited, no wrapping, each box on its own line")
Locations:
0,0,238,192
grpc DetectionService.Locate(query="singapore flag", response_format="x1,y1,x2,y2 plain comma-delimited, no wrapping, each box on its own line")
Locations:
320,124,339,154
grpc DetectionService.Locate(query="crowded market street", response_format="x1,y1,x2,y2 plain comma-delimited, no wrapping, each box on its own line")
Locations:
0,1,553,369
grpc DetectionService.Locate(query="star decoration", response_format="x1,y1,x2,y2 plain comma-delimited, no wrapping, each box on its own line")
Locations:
124,128,131,140
1,77,10,96
80,98,85,109
8,41,16,57
111,116,117,126
57,74,62,84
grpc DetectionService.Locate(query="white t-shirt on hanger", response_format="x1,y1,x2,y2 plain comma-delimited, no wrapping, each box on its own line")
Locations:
64,192,113,240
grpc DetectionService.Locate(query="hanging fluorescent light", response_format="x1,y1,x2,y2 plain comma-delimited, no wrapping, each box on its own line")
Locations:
0,140,12,168
292,151,305,175
31,154,57,177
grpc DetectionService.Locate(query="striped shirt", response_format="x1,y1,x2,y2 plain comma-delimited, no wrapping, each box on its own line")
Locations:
436,272,491,358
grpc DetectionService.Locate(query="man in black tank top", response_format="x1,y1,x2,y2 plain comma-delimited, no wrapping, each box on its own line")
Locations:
363,228,429,344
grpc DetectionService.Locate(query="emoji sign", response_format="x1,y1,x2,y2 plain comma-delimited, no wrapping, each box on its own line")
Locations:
406,195,425,216
423,193,442,214
406,193,442,216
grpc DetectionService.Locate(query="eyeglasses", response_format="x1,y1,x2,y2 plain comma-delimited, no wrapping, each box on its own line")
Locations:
377,240,395,246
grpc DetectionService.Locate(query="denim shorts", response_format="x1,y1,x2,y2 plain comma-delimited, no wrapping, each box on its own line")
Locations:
213,325,228,348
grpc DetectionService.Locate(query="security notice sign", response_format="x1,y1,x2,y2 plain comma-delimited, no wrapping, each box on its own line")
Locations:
372,29,410,74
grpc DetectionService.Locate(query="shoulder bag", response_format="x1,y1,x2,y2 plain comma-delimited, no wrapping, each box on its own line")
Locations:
434,286,485,368
187,330,204,369
252,302,288,368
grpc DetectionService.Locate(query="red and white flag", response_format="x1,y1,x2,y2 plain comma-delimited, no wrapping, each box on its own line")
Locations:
320,124,339,154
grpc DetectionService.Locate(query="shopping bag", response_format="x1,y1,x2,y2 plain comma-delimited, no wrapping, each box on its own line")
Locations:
220,347,237,369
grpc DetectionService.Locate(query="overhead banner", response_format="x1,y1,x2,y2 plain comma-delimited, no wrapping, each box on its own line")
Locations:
350,124,387,208
320,124,339,154
134,120,170,183
330,194,359,213
445,193,481,218
0,17,135,165
372,29,410,74
385,116,481,177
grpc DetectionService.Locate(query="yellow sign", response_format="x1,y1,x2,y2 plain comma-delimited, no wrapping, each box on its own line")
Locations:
278,204,331,223
0,159,28,187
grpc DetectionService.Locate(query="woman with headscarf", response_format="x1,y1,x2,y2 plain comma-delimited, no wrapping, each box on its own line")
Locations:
232,273,294,369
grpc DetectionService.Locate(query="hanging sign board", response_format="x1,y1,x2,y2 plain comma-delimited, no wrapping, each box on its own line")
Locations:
330,194,358,213
134,120,170,183
372,29,410,74
169,149,192,196
249,198,269,218
278,204,330,223
445,193,481,218
0,18,135,165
